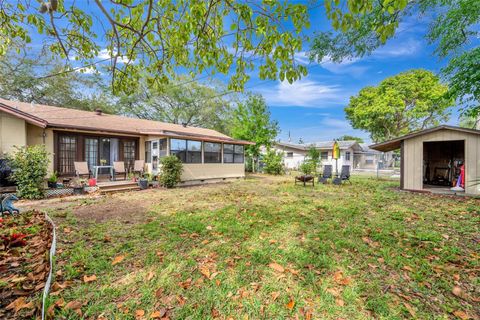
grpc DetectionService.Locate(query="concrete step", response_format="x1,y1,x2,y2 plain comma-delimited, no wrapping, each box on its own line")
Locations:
100,185,141,194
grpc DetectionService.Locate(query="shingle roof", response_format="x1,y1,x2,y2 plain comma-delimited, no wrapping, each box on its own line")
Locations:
369,125,480,152
275,140,360,151
0,98,253,145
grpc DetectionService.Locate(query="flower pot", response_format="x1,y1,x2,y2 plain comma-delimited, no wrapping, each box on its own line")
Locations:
47,181,57,189
72,186,85,195
138,179,148,189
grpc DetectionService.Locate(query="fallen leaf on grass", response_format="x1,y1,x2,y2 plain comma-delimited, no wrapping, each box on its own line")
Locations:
135,309,145,318
403,302,416,317
83,274,97,283
6,297,34,313
146,271,155,281
335,298,345,307
403,265,414,272
286,298,295,310
112,255,125,265
150,308,167,319
333,271,352,286
271,291,280,301
199,266,211,279
65,300,83,316
453,310,470,320
452,286,469,300
269,262,285,273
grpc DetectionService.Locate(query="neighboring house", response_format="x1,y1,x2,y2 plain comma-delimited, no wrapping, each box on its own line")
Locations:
0,98,253,185
371,125,480,196
353,144,396,170
272,140,362,172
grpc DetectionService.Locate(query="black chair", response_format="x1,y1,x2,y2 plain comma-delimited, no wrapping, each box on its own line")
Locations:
339,165,351,184
318,165,332,184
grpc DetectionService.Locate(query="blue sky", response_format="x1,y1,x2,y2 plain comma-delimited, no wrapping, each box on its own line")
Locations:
22,1,459,144
246,7,457,144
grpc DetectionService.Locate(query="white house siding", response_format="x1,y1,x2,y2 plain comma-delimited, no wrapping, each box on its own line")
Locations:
318,149,354,173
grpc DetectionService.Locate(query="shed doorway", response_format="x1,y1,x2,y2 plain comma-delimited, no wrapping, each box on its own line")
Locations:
423,140,465,192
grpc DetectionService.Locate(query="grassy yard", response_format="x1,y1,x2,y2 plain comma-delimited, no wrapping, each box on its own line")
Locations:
37,175,479,319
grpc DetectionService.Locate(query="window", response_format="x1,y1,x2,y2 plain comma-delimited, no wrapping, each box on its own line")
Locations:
204,142,221,163
145,141,151,163
366,154,375,165
123,140,136,170
286,152,294,158
85,138,98,170
170,139,187,162
58,135,77,174
234,145,244,163
187,140,202,163
159,138,167,158
321,151,328,160
223,144,234,163
345,151,351,161
170,139,202,163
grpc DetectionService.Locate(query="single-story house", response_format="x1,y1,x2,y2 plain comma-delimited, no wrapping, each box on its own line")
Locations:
0,98,253,185
370,125,480,196
272,140,362,172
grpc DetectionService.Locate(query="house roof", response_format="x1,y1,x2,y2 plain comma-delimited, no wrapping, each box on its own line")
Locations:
369,125,480,152
0,98,254,145
275,140,361,151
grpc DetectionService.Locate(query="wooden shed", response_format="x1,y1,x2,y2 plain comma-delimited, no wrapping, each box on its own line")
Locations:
370,126,480,196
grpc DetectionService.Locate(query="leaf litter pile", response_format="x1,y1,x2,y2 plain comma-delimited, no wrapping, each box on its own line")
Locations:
0,210,53,319
40,175,479,319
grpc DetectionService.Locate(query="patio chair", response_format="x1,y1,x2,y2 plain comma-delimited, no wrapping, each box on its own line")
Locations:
318,165,332,184
74,161,90,179
339,165,351,184
133,160,145,178
113,161,127,180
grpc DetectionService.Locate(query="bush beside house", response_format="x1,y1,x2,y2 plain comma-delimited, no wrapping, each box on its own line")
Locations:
159,156,183,188
7,145,49,199
263,149,284,175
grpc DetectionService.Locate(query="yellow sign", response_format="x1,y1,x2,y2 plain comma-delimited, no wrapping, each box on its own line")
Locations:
332,141,340,160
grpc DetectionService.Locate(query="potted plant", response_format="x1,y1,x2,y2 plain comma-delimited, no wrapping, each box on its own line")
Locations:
47,171,58,189
138,174,148,189
71,178,86,195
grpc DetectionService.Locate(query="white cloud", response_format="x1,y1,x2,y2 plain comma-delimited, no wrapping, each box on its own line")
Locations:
280,117,370,143
98,49,133,64
294,51,368,76
258,78,346,108
372,38,422,58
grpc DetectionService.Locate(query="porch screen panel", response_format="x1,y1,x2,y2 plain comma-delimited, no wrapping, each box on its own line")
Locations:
123,140,136,171
85,138,98,171
204,142,221,163
170,139,187,162
145,141,152,163
223,144,234,163
234,145,244,163
58,135,77,174
186,140,202,163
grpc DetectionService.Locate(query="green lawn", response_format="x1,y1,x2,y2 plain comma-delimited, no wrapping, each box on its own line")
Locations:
42,175,479,319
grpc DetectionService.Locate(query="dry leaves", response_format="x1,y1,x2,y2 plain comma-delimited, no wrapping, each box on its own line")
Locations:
6,297,34,313
285,298,295,310
333,271,352,286
403,302,416,317
112,255,126,266
269,262,285,273
83,274,97,283
452,310,471,320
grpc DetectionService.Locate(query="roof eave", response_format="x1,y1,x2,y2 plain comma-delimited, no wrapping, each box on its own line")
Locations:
0,103,48,128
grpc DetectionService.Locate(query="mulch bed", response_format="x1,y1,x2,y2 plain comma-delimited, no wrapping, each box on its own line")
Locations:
0,210,53,319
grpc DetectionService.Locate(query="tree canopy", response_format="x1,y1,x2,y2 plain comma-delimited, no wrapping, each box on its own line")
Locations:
117,79,233,134
230,94,279,159
0,43,116,113
345,69,453,142
309,0,480,117
1,1,312,93
337,135,364,143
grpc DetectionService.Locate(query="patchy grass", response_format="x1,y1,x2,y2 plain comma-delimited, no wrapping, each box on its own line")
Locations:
42,175,479,319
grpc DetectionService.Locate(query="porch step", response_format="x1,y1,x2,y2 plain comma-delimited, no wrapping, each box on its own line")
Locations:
97,181,141,194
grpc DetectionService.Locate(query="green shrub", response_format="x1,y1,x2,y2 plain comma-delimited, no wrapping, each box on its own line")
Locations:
299,161,314,176
159,155,183,188
263,149,284,175
7,145,49,199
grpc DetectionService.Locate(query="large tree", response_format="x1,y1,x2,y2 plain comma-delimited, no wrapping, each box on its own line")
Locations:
1,1,311,93
230,94,279,171
345,69,453,142
309,0,480,118
117,79,233,134
0,43,116,113
337,135,364,143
